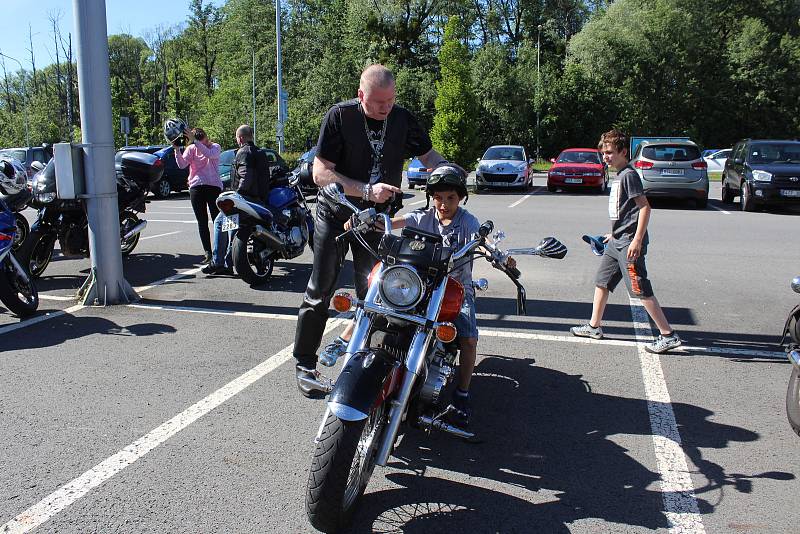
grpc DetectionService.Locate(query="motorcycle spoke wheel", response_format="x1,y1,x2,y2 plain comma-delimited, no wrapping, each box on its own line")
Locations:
0,259,39,317
787,364,800,437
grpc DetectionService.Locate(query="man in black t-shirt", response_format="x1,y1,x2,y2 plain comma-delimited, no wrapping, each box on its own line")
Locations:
294,64,450,398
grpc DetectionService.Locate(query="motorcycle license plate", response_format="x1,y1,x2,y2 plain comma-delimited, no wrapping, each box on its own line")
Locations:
221,214,239,231
780,189,800,197
565,178,583,184
661,168,684,176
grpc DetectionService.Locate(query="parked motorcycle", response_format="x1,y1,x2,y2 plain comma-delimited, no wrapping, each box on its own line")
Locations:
782,275,800,435
0,197,38,317
304,183,567,532
0,179,33,251
215,171,314,286
18,152,163,278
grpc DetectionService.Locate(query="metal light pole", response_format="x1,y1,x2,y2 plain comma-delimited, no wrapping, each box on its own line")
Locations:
275,0,285,153
0,52,30,147
536,24,542,162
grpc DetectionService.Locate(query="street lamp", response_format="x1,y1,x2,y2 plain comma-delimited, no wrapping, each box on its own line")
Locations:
536,24,542,162
0,51,30,147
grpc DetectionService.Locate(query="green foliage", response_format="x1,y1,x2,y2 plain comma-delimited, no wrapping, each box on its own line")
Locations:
431,16,479,167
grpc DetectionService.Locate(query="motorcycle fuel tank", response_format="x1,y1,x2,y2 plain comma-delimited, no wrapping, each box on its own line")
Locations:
268,186,297,210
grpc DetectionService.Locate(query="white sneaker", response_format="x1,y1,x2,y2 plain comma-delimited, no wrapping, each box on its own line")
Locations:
570,324,604,340
645,333,682,354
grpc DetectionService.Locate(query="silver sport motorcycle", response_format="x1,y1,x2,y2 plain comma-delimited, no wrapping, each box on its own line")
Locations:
304,183,567,532
782,275,800,435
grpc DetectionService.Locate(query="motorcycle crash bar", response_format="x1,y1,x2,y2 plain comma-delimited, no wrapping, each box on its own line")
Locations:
789,350,800,369
123,220,147,241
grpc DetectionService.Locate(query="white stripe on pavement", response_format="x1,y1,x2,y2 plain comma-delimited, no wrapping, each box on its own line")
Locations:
710,205,731,215
629,297,705,534
133,267,203,293
1,319,344,534
144,219,198,224
140,231,182,241
0,305,84,336
508,193,534,208
409,199,427,206
128,302,299,321
37,295,76,301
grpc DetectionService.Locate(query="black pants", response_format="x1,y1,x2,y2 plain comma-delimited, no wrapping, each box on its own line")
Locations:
294,202,381,368
189,185,221,254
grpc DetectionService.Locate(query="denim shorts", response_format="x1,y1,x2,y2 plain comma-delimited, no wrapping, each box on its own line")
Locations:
454,293,479,339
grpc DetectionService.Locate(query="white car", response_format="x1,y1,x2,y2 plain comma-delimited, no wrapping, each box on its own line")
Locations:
475,145,533,190
703,149,731,172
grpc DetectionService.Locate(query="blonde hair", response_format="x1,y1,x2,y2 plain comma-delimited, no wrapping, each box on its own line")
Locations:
359,64,395,94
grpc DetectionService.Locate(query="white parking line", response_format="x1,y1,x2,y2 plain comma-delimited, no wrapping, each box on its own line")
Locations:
144,219,198,224
128,302,299,321
710,205,731,215
409,199,427,206
508,193,534,208
629,297,705,534
0,319,344,534
140,231,182,241
143,211,198,215
37,295,76,301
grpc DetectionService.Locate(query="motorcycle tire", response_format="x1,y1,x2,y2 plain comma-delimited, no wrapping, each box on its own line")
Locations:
0,257,39,317
120,212,141,256
306,405,385,533
232,227,274,286
17,230,55,279
12,213,29,251
786,364,800,437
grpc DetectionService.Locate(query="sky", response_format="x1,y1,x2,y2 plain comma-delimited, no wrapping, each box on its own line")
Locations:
0,0,222,72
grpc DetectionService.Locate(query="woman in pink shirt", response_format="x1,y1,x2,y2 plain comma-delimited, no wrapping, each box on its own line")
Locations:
174,127,223,264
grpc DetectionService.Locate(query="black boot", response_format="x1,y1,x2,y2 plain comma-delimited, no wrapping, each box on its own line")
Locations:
296,365,333,399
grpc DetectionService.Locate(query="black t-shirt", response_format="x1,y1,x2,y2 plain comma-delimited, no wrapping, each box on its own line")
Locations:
317,98,432,193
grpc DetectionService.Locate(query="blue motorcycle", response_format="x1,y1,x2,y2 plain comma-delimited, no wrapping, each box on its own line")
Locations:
216,172,314,285
0,197,38,317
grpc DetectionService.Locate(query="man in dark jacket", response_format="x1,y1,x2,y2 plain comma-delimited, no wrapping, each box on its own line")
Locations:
203,124,270,275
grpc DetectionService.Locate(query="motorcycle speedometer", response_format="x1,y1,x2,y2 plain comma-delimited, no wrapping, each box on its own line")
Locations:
378,265,424,310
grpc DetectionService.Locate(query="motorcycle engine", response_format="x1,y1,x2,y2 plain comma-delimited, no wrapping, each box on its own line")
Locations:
277,207,308,258
419,353,455,407
59,222,89,256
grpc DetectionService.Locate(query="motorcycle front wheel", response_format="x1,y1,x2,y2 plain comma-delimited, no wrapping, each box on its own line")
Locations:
306,404,385,533
787,364,800,437
232,228,274,286
120,212,141,256
17,230,55,279
0,257,39,317
13,213,29,251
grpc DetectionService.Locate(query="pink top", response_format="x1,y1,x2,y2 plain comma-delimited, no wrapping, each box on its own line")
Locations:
175,141,223,189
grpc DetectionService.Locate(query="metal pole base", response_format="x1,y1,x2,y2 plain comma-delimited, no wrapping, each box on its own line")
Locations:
77,267,139,306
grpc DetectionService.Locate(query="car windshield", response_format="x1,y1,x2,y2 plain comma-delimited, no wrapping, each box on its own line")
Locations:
483,147,523,161
220,150,236,165
642,145,701,162
749,143,800,164
557,151,600,164
0,149,26,162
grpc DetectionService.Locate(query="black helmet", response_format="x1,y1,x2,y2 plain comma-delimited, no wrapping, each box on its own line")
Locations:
163,118,188,144
426,164,468,203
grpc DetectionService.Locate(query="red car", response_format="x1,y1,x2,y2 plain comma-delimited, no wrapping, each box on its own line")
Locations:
547,148,608,193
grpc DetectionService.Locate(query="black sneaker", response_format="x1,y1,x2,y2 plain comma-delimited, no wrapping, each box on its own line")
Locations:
202,264,234,276
200,252,213,265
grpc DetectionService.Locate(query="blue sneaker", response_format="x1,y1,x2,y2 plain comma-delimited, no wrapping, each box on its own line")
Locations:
319,337,348,367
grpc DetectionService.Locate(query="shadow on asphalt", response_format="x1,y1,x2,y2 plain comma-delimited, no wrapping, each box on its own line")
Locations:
0,312,176,353
347,355,791,533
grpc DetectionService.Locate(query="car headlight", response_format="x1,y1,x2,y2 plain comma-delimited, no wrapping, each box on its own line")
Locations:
752,170,772,182
379,265,424,310
550,170,565,176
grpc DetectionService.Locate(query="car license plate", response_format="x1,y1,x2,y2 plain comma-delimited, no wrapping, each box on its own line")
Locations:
565,178,583,184
221,214,239,231
661,168,684,176
780,189,800,197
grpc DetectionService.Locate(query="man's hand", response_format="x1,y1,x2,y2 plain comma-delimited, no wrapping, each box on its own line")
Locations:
627,238,642,261
505,256,517,269
370,183,401,203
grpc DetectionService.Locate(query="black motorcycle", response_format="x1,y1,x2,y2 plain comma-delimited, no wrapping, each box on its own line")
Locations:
18,152,163,278
782,275,800,435
304,183,567,532
0,184,33,251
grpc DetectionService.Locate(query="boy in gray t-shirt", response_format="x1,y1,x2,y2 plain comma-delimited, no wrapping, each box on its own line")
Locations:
571,129,681,354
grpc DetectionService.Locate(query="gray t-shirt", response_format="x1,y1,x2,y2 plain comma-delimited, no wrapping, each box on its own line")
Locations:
403,206,481,297
607,165,648,247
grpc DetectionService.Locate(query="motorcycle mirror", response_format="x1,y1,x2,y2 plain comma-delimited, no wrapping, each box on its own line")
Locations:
507,237,567,259
792,276,800,294
472,278,489,292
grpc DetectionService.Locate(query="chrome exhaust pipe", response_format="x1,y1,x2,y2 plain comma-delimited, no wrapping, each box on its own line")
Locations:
123,220,147,240
789,350,800,368
252,225,285,251
418,414,476,440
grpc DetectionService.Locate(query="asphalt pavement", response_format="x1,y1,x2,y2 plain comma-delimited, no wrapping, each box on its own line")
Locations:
1,178,799,533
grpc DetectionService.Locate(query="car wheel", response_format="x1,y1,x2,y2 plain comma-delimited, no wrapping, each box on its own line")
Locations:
696,196,708,209
740,181,755,212
721,180,734,203
153,179,171,199
547,184,556,193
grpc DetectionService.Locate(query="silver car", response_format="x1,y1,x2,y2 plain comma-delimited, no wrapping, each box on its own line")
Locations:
475,145,532,190
630,140,709,209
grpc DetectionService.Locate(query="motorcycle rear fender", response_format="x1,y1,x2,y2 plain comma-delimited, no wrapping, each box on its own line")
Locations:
328,350,396,421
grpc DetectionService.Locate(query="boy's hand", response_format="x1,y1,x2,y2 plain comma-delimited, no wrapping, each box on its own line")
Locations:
505,256,517,269
627,238,643,261
344,218,353,231
602,233,611,243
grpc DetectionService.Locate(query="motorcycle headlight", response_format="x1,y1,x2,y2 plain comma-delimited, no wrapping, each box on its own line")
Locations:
378,265,424,310
752,170,772,182
36,191,57,203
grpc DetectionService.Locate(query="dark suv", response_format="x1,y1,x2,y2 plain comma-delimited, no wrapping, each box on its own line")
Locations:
721,139,800,211
117,145,189,199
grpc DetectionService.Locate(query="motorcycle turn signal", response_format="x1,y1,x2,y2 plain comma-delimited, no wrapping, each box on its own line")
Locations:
332,292,354,313
435,322,458,343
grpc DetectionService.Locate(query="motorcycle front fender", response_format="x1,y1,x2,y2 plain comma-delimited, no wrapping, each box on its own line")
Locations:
782,303,800,345
328,350,396,421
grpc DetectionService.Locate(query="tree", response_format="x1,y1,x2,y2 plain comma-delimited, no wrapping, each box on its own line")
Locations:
431,16,479,166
